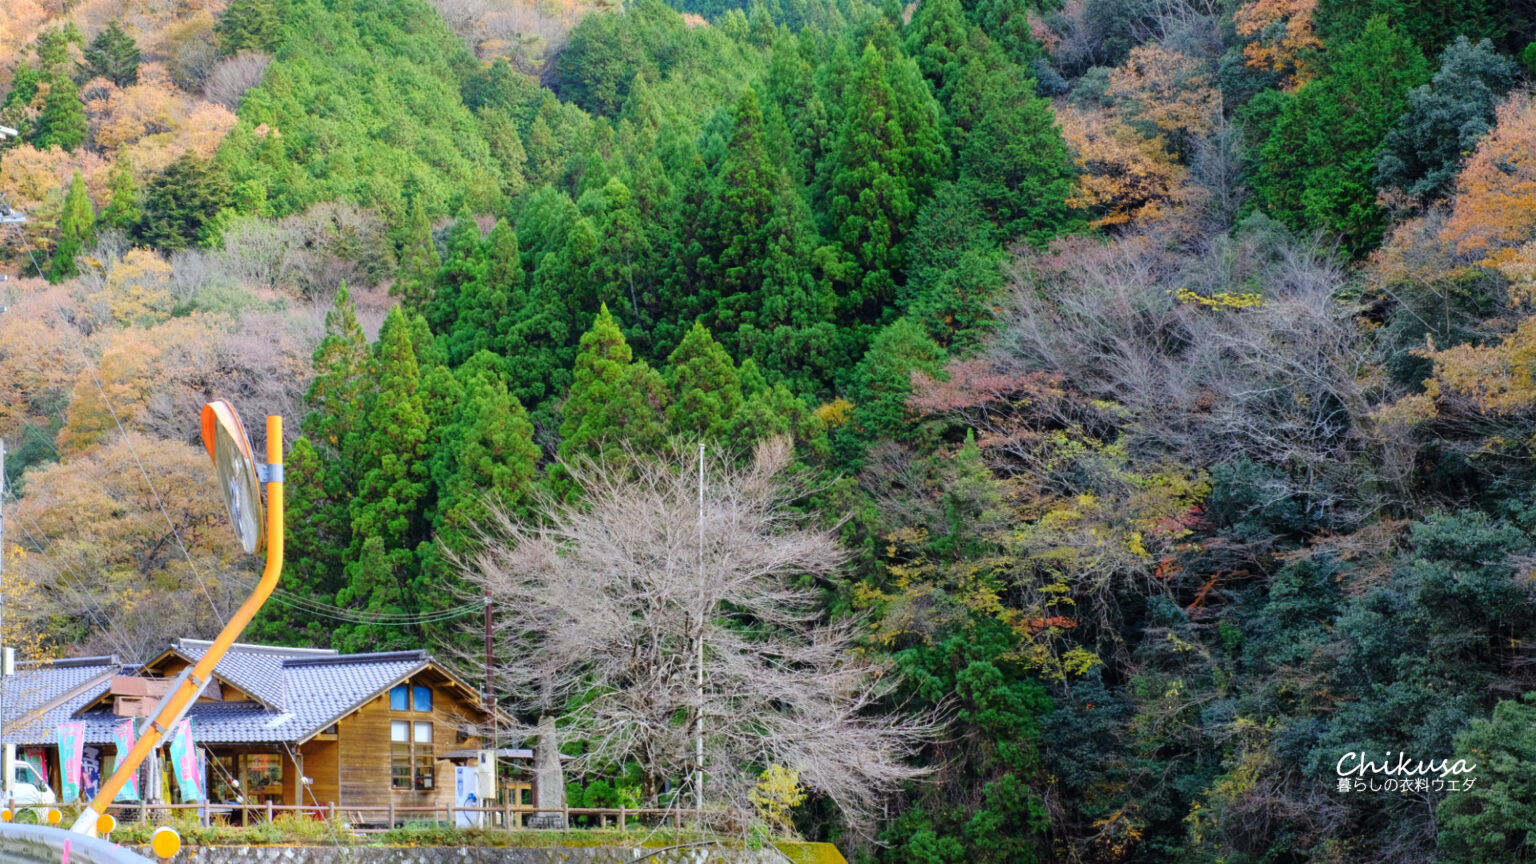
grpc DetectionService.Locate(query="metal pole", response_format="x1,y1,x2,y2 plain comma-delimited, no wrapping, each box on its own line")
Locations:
695,443,704,813
0,437,8,793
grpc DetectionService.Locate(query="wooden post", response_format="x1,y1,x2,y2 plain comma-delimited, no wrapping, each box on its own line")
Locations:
265,799,273,823
673,810,681,831
328,802,335,824
388,798,395,829
138,799,145,823
618,805,626,831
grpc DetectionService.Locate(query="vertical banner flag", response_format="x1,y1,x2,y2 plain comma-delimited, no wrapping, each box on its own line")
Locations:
168,718,203,801
57,721,85,803
21,747,48,788
112,719,139,801
81,746,102,802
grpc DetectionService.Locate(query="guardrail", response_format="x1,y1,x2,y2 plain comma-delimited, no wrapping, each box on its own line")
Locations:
96,801,717,834
0,823,153,863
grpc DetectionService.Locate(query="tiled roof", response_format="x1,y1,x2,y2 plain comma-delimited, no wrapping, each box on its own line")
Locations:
2,642,448,747
0,657,118,746
172,639,338,710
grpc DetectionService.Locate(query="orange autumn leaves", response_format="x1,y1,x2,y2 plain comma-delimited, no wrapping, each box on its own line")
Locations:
1056,45,1218,229
1374,93,1536,421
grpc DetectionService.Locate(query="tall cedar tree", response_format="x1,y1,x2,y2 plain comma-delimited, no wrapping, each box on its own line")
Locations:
50,172,93,283
392,199,441,314
434,365,540,557
100,151,139,231
1253,15,1428,253
336,307,433,651
957,67,1079,244
704,88,822,338
557,305,668,464
428,210,486,334
247,436,341,646
79,21,141,86
665,322,744,440
905,0,971,102
828,42,948,321
447,219,521,366
33,75,87,152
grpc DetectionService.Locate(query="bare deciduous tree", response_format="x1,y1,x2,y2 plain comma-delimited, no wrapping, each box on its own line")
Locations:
464,438,934,829
203,51,272,110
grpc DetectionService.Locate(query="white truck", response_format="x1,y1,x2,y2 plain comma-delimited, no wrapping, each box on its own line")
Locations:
4,762,59,823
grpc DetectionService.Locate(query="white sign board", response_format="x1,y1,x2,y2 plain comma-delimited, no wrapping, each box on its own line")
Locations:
454,766,479,827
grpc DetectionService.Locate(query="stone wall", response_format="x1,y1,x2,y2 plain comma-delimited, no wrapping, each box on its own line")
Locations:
128,843,845,864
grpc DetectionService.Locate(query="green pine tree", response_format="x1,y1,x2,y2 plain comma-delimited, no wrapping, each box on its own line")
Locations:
33,74,87,152
957,67,1078,244
1252,15,1429,253
79,21,141,86
435,364,540,555
427,209,485,334
50,171,94,283
665,322,743,441
100,151,140,231
447,218,521,366
337,306,433,650
702,87,823,338
827,42,949,321
392,198,440,314
558,305,668,464
247,437,343,646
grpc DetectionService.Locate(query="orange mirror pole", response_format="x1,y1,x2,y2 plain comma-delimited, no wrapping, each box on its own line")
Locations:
71,415,283,836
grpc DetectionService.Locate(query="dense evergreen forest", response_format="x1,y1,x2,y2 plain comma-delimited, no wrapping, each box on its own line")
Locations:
8,0,1536,857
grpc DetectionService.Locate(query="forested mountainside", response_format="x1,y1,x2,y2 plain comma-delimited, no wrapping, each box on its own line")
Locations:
6,0,1536,857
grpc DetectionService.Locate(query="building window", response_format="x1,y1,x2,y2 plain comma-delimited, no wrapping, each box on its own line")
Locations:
391,720,435,790
391,683,433,713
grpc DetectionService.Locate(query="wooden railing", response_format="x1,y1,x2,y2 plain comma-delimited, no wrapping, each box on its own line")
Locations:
89,800,714,834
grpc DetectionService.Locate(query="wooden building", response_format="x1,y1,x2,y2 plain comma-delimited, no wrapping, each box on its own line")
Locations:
1,639,519,815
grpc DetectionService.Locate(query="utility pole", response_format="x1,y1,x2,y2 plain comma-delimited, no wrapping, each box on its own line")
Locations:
0,438,12,794
695,443,704,813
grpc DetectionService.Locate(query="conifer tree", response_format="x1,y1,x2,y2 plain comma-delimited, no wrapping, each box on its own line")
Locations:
33,75,87,152
590,177,653,324
905,0,970,101
558,305,668,463
338,306,433,650
447,219,521,366
50,172,94,283
703,88,820,337
217,0,281,55
80,21,141,86
1253,15,1428,253
392,198,440,314
435,365,540,555
100,151,140,231
957,68,1078,244
428,210,485,334
136,154,233,250
665,322,744,440
828,43,948,320
248,436,341,646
